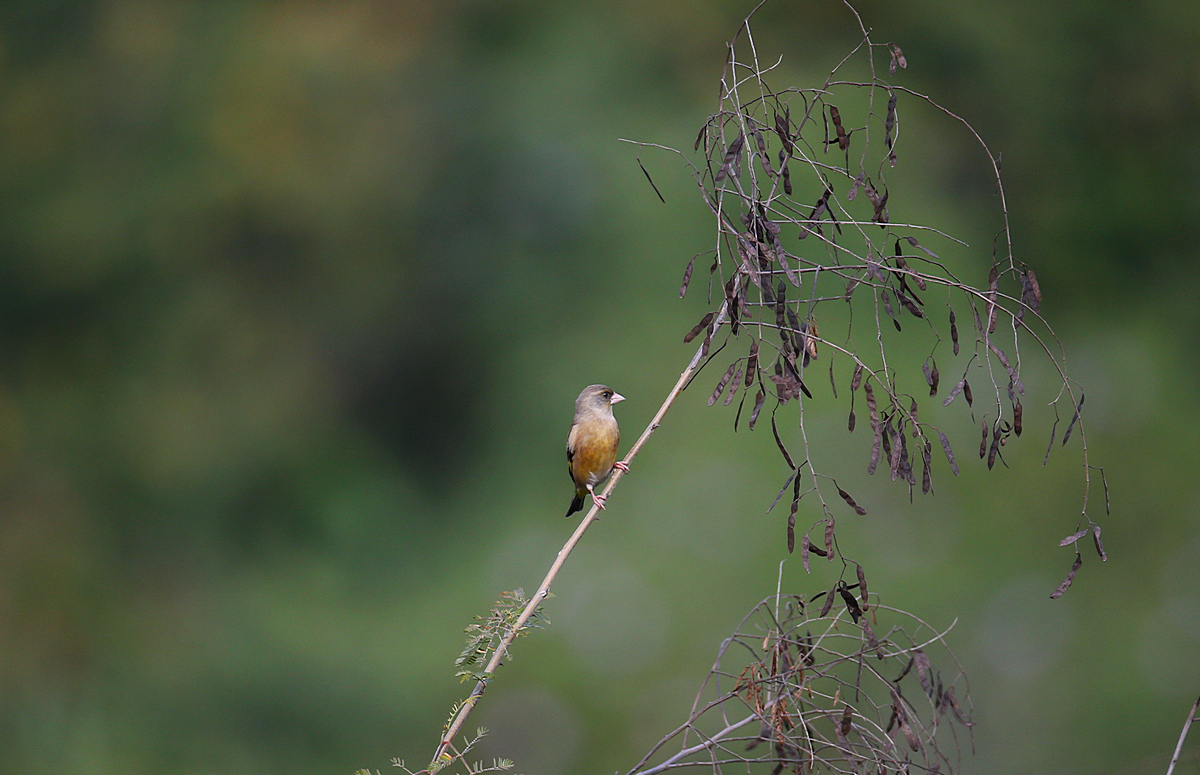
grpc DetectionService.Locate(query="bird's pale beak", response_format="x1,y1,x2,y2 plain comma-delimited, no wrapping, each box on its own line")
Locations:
610,392,626,405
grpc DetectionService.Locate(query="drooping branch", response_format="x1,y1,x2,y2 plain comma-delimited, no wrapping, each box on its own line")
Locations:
628,0,1104,596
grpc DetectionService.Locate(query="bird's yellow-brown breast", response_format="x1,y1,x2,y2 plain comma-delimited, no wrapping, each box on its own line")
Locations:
567,418,620,488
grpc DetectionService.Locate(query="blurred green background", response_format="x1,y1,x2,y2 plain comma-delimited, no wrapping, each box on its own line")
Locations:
2,1,1198,773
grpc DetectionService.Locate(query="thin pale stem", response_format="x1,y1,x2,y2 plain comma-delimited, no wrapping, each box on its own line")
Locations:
1166,694,1200,775
429,307,728,769
630,712,760,775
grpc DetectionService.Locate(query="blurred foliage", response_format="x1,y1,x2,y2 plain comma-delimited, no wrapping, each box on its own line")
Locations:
0,1,1197,774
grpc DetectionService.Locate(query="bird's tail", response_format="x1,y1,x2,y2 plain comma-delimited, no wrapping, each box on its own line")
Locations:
566,490,585,517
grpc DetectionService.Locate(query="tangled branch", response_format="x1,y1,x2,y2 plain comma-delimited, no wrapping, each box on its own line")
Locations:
623,0,1106,597
628,591,973,775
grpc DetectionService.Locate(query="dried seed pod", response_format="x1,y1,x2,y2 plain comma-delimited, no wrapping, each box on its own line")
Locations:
1059,529,1089,547
829,106,848,151
679,257,695,298
1062,393,1085,446
819,585,836,617
848,172,864,200
864,380,878,429
1092,524,1107,561
774,109,793,155
684,311,714,343
724,365,744,406
868,421,882,475
921,438,933,494
1050,553,1083,599
708,362,738,406
938,430,960,475
767,470,799,514
838,486,867,515
838,582,862,622
749,387,766,430
897,290,923,318
752,128,774,176
715,132,744,183
856,564,869,609
771,414,796,469
885,92,897,148
787,498,797,553
942,378,966,407
882,289,901,332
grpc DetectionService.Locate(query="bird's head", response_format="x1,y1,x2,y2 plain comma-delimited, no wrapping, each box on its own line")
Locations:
577,384,625,416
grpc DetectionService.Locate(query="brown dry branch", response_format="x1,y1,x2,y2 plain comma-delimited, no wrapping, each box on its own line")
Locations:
625,592,973,775
621,0,1106,596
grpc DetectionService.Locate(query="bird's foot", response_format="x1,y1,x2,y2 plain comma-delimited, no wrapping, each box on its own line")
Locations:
613,461,630,473
588,485,607,511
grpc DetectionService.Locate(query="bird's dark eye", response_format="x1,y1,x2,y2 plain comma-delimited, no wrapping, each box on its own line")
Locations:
602,390,611,399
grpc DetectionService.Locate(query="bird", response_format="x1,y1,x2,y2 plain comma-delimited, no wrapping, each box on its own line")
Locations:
565,384,629,517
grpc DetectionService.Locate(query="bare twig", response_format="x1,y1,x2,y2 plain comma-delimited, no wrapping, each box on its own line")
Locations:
1166,695,1200,775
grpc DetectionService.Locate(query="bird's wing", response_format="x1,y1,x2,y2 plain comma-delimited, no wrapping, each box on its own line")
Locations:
566,421,579,464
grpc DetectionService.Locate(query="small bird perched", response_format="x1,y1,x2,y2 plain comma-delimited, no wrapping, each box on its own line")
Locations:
565,384,629,517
